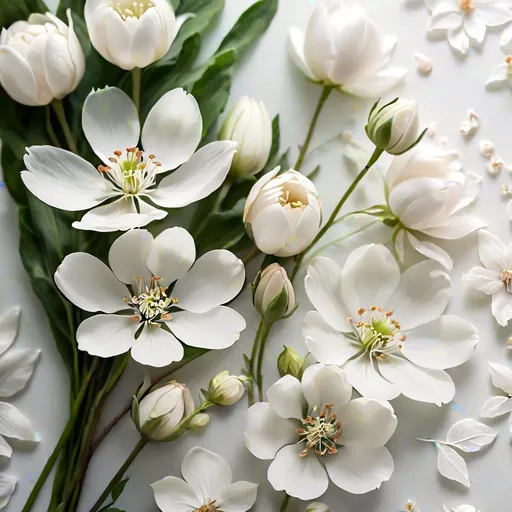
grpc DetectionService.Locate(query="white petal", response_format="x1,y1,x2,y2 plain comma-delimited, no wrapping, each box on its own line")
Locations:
401,316,478,370
275,205,320,258
491,287,512,326
476,3,512,26
481,396,512,418
131,325,184,368
0,436,12,459
501,22,512,51
301,364,352,410
82,87,140,165
55,253,127,313
390,260,452,331
22,146,111,211
181,447,231,502
268,444,329,501
342,67,408,98
173,251,245,313
0,349,41,398
142,88,202,171
478,230,509,271
340,245,400,312
43,33,75,99
489,362,512,394
338,398,397,448
447,26,470,55
486,62,510,87
288,27,317,80
0,308,20,357
445,418,497,452
151,476,201,512
325,446,394,494
430,10,462,30
303,311,361,366
304,258,351,332
420,215,486,240
108,229,153,288
0,473,17,510
216,481,258,512
152,141,237,208
250,204,292,255
0,402,37,441
245,402,298,460
169,307,246,349
146,227,196,286
267,375,306,420
464,267,503,295
436,444,469,487
463,13,486,42
378,355,455,405
77,314,138,357
407,232,453,271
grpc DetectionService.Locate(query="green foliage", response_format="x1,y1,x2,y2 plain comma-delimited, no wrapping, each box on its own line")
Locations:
97,478,129,512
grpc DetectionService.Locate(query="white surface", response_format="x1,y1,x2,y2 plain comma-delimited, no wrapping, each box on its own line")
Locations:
5,0,512,511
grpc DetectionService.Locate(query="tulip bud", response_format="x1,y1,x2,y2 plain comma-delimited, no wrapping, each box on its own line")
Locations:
306,504,331,512
189,413,210,430
253,264,296,321
277,346,305,379
219,96,273,177
133,381,194,441
244,168,322,257
366,98,425,155
85,0,179,70
0,10,85,106
206,371,246,406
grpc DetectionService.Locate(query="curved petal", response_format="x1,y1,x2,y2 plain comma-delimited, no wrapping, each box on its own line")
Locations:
342,67,407,98
169,307,246,349
447,25,470,55
244,167,280,220
0,308,20,357
146,227,196,287
288,27,317,80
131,325,184,367
82,87,140,165
407,232,453,271
420,215,486,240
486,62,509,87
216,481,258,512
0,46,40,105
77,314,138,357
464,267,502,294
301,364,352,410
268,444,329,501
478,230,510,271
491,287,512,326
480,396,512,418
0,436,12,459
245,402,298,460
303,311,361,366
489,362,512,395
43,33,75,99
463,13,486,43
55,253,128,313
0,402,37,441
325,446,394,494
476,3,512,26
151,476,201,512
429,10,462,30
22,146,111,211
0,473,17,510
172,250,245,313
142,88,202,171
152,141,237,208
402,315,478,370
251,204,292,255
275,204,320,257
268,375,306,420
0,348,41,398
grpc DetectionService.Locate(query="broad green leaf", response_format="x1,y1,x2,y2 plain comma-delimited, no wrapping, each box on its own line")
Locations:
111,478,129,502
0,0,48,27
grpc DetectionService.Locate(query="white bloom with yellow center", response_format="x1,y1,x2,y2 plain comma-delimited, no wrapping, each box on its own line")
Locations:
21,86,237,232
303,245,479,405
486,54,512,88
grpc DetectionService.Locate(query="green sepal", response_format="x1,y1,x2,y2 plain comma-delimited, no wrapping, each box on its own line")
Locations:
262,284,289,326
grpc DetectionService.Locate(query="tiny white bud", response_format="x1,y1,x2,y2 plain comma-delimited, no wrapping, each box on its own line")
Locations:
207,371,246,406
253,263,296,319
306,503,331,512
189,413,210,429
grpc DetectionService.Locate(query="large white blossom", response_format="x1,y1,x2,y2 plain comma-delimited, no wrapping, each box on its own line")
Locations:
21,86,237,232
54,227,246,367
303,245,478,405
245,364,397,500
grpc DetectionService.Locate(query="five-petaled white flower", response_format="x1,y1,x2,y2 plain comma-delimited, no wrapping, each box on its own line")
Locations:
464,230,512,326
21,86,237,232
480,362,512,433
303,245,479,405
245,364,397,500
151,446,258,512
54,227,246,367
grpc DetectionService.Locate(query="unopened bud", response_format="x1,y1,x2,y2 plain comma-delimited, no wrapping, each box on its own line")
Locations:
278,346,305,379
189,413,210,430
207,371,246,406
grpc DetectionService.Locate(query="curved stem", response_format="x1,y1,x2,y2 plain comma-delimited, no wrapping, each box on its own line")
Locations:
294,86,332,171
51,100,77,153
247,319,265,406
132,67,141,115
255,321,273,402
45,105,61,148
280,493,292,512
290,147,384,282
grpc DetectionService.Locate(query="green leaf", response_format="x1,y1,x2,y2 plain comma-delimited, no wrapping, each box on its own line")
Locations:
0,0,48,27
260,115,281,174
111,478,129,502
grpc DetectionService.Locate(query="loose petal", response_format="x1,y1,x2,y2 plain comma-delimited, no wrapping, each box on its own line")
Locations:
0,402,37,441
0,308,20,357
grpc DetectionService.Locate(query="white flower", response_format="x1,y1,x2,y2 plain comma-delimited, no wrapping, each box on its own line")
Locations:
85,0,178,70
244,168,322,257
303,245,479,405
0,10,85,106
486,54,512,88
253,263,296,317
207,371,246,406
464,230,512,326
386,142,485,270
245,364,397,500
426,0,512,54
152,446,258,512
480,362,512,435
288,0,406,97
21,87,237,232
219,96,273,177
54,227,246,367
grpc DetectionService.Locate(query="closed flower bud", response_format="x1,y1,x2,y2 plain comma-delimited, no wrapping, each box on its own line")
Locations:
277,346,304,379
0,10,85,106
85,0,179,70
189,413,210,430
244,168,322,257
366,98,425,155
253,264,296,320
207,371,246,406
306,504,331,512
134,381,194,441
219,96,273,177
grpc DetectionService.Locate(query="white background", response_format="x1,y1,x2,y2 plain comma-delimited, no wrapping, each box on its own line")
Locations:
4,0,512,510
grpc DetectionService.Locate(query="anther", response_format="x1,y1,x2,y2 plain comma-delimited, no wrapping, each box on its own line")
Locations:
385,310,393,317
357,308,365,315
114,150,122,157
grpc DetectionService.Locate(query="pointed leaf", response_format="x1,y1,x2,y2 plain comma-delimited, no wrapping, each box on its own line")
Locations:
111,478,129,501
436,444,470,488
0,349,41,397
480,396,512,418
0,402,38,441
446,419,497,453
489,362,512,395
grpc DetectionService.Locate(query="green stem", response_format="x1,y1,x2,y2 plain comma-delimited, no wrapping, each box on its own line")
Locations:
247,320,265,406
290,147,384,282
51,100,77,153
132,67,141,114
280,493,292,512
255,320,273,403
213,181,232,212
45,105,61,148
294,86,332,171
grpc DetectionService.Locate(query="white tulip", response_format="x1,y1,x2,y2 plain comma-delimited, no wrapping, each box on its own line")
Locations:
244,168,322,257
85,0,178,70
253,263,296,318
207,371,246,406
288,0,406,96
0,10,85,106
219,96,273,177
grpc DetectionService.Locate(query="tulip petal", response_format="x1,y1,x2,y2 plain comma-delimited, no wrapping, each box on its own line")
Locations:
105,9,134,70
0,46,40,105
407,232,453,271
0,348,41,398
129,8,163,68
275,204,320,257
0,402,37,441
288,28,316,80
342,67,407,98
251,204,292,255
131,324,184,367
43,33,75,98
420,215,487,240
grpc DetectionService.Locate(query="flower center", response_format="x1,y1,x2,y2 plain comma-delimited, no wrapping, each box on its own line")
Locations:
278,185,308,209
98,147,161,198
111,0,155,20
194,501,220,512
297,404,342,457
459,0,474,12
501,270,512,292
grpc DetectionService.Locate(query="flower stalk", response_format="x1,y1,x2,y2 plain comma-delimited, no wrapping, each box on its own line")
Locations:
280,493,292,512
132,67,142,114
51,99,77,153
